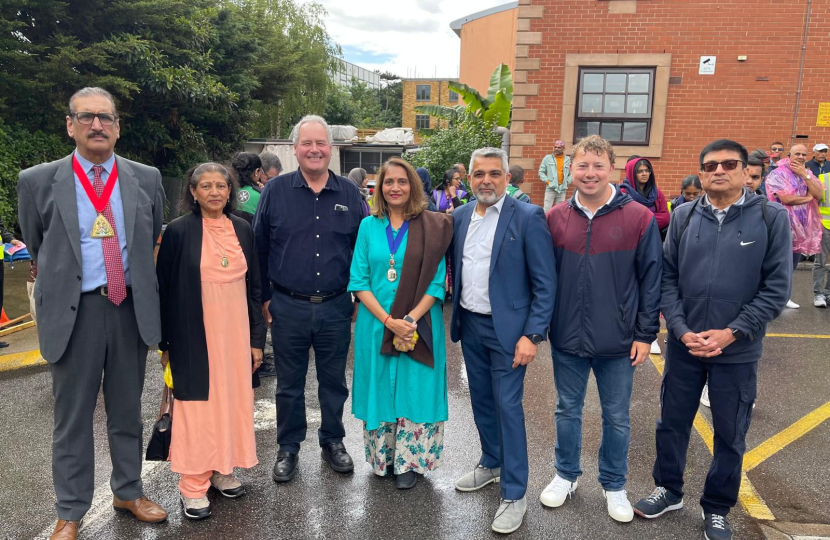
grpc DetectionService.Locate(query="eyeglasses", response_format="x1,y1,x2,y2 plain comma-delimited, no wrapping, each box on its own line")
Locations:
770,147,784,152
701,159,745,173
749,174,762,181
71,112,118,126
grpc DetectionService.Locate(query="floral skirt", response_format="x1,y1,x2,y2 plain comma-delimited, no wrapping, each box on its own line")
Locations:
363,418,444,476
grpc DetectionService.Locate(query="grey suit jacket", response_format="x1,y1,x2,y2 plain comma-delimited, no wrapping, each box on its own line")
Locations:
17,153,165,363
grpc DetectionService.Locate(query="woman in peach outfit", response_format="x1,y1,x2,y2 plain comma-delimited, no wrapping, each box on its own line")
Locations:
156,163,266,520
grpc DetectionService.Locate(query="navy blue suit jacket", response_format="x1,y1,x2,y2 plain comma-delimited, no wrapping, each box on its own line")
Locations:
450,195,557,353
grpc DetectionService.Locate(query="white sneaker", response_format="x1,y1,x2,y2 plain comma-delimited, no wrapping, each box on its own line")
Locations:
603,489,634,523
540,475,578,508
786,299,800,309
700,384,710,408
650,339,661,354
814,295,827,308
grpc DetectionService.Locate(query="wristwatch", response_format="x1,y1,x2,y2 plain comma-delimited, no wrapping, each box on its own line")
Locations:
729,327,745,341
403,315,416,324
526,333,544,345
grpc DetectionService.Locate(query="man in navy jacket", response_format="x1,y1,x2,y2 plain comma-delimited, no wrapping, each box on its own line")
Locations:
450,147,556,535
543,135,662,524
634,140,792,540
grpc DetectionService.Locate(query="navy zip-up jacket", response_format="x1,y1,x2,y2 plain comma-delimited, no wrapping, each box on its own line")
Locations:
547,189,662,358
662,190,793,363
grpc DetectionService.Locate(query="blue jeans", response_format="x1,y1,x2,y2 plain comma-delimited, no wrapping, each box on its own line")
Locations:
552,349,635,491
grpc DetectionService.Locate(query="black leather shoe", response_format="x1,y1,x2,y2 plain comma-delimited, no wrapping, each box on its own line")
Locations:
395,471,418,490
0,341,9,348
257,361,277,378
272,451,298,482
321,442,354,473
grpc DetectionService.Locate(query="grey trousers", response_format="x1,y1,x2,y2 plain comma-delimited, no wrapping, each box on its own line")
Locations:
544,188,567,213
812,227,830,295
51,291,148,520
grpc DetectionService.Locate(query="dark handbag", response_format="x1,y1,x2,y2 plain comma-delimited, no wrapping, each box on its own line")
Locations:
145,384,174,461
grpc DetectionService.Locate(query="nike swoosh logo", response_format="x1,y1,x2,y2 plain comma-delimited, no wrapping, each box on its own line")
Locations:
740,241,756,246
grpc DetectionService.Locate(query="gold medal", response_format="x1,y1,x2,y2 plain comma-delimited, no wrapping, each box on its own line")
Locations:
387,267,397,282
90,213,115,238
221,256,229,267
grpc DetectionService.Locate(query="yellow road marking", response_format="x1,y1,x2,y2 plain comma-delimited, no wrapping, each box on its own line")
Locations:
648,354,775,521
743,401,830,472
0,349,45,372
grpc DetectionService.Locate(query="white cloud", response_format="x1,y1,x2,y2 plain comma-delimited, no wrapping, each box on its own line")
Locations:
317,0,506,79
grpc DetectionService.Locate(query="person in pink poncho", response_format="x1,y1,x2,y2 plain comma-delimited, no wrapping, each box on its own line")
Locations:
765,143,824,308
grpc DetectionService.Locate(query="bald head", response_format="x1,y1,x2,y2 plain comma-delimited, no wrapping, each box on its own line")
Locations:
790,144,809,166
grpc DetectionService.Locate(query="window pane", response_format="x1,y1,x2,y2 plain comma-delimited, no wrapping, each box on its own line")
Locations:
623,122,648,142
626,95,649,114
415,115,430,130
601,123,622,141
581,94,602,114
628,73,650,93
382,152,398,164
343,151,361,173
605,73,626,93
361,152,381,174
449,90,459,101
576,121,600,139
583,73,604,93
604,95,625,114
416,85,431,100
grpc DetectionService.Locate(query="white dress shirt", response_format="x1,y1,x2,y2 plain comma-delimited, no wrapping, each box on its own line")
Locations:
460,194,507,315
574,184,616,220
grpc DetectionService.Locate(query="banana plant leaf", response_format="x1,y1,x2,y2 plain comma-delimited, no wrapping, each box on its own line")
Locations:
486,64,514,103
413,104,465,123
482,90,512,128
448,81,491,114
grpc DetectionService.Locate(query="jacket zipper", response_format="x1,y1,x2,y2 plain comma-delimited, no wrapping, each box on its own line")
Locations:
702,218,722,329
580,218,592,356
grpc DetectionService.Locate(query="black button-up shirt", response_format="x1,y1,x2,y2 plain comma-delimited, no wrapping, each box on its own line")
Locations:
254,168,365,302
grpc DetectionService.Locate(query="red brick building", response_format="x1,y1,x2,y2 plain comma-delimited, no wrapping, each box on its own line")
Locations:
461,0,830,203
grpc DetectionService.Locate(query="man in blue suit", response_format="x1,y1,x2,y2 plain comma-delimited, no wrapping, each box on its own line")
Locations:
451,147,557,534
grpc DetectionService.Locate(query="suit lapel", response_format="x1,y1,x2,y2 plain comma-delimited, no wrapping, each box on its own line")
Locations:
52,155,82,267
490,196,515,276
117,156,138,249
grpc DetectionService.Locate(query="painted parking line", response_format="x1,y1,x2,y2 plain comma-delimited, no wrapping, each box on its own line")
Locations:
743,401,830,472
648,354,776,521
0,349,45,372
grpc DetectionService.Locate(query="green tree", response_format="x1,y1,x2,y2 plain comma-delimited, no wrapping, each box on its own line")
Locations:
404,113,503,187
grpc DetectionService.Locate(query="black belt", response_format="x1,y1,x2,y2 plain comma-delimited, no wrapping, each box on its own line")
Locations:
82,286,132,296
271,283,347,304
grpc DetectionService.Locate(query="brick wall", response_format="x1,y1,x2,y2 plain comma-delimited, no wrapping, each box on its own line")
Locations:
402,79,459,141
511,0,830,205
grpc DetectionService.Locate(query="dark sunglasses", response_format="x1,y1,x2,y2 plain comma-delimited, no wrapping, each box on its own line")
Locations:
701,159,745,173
770,147,784,152
71,112,118,126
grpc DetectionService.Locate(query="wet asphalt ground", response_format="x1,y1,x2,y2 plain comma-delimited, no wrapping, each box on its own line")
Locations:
1,267,828,540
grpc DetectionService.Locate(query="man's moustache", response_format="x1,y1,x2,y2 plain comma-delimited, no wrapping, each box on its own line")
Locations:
88,131,109,139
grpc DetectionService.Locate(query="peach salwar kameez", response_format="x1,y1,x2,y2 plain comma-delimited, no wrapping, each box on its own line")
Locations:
170,216,257,497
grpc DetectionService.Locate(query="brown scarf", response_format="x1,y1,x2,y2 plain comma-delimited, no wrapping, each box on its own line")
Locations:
380,210,453,367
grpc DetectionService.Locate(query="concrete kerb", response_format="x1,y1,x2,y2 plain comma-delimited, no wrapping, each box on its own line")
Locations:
761,522,830,540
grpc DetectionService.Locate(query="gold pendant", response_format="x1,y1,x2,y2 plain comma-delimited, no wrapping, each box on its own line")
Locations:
387,267,397,282
221,256,229,267
90,214,115,238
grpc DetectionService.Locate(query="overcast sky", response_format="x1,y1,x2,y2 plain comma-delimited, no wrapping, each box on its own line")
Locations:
316,0,508,79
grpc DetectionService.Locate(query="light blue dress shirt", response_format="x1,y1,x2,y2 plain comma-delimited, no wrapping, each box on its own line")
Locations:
73,150,131,292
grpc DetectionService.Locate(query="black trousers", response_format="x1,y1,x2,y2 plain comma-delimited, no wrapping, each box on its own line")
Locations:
51,292,148,520
652,338,757,515
269,291,352,454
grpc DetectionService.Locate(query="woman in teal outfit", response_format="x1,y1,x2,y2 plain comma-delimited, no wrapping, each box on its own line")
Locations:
348,157,453,490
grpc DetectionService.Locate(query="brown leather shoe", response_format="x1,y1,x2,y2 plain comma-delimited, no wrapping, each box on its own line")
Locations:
50,519,80,540
112,495,168,523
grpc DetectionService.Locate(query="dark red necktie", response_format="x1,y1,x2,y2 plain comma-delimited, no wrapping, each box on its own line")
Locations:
92,165,127,305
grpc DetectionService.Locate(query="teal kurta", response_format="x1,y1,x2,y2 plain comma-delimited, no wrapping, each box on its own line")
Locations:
348,216,448,431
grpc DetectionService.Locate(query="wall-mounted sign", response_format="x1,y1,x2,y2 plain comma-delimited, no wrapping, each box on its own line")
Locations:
699,56,716,75
817,103,830,127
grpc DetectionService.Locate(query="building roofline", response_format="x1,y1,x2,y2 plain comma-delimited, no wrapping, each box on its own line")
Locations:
449,2,519,37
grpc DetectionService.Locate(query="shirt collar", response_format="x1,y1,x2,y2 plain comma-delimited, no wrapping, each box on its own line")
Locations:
74,149,116,175
291,168,340,191
574,184,616,214
701,190,746,210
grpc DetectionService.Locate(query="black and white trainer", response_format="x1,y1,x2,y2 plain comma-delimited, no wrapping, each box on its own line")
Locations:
633,486,684,519
703,510,732,540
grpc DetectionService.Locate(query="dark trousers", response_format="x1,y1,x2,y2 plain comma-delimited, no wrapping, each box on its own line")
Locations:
460,309,528,500
269,291,352,454
51,292,148,521
653,338,757,515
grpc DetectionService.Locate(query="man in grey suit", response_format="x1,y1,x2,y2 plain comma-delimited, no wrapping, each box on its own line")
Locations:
17,87,168,540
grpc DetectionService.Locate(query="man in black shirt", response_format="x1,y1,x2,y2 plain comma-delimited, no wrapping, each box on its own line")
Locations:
254,115,365,482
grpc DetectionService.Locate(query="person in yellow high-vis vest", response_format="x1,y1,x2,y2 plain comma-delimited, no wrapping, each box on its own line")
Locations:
808,144,830,307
